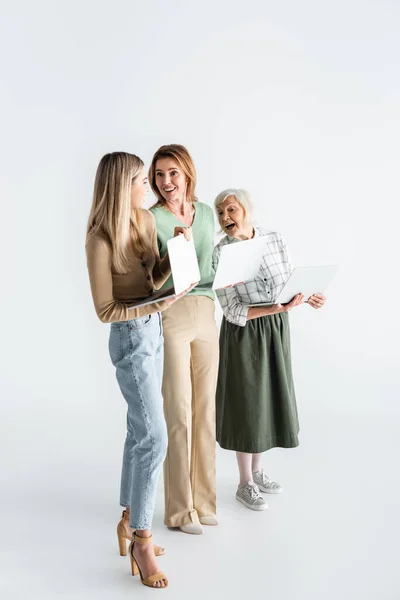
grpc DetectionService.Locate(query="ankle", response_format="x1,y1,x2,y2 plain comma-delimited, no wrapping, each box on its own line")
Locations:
239,479,253,488
135,530,152,539
134,542,153,553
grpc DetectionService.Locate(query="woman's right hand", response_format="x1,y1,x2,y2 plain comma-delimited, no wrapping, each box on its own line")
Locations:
275,293,304,313
163,281,199,307
247,293,303,321
174,226,192,241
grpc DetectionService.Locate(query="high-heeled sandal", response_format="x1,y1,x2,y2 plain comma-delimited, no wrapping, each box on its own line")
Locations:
117,510,165,557
129,533,168,589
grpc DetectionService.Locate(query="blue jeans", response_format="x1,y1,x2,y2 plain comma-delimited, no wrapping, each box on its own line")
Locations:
108,313,167,530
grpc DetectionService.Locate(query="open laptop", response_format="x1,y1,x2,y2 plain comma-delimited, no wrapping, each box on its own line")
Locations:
249,265,339,306
212,236,269,290
128,234,200,309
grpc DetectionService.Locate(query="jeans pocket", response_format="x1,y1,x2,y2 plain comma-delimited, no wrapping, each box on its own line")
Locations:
109,325,124,365
128,314,152,330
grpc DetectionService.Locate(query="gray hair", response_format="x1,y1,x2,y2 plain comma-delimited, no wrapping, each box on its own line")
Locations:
214,188,254,224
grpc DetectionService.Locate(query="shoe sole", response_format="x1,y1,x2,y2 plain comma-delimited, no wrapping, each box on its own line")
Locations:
257,485,283,494
236,496,268,511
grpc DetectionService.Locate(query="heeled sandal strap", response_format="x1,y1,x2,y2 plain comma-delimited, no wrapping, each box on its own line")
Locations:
142,571,167,587
134,533,153,545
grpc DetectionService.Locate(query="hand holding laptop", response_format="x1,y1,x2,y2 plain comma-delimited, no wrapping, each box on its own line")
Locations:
128,229,200,310
277,293,304,312
268,291,326,313
163,280,199,307
275,292,326,311
304,293,326,309
174,226,192,241
165,222,197,303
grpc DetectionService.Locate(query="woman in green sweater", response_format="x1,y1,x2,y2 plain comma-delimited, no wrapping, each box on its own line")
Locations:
149,144,219,535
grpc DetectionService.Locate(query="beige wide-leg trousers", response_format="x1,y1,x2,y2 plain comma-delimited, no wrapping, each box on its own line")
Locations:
161,295,219,527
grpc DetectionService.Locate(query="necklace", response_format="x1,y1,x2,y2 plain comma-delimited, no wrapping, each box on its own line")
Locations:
167,202,195,224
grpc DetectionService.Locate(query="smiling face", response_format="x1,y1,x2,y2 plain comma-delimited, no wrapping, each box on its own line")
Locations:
216,195,251,238
131,166,148,209
154,158,188,204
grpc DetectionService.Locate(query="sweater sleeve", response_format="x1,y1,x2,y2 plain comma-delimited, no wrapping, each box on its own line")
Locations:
151,217,171,289
86,235,169,323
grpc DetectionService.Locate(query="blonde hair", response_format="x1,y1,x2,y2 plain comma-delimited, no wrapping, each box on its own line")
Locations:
86,152,148,273
148,144,197,206
214,188,254,225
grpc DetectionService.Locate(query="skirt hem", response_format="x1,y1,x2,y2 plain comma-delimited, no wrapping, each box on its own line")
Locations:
217,431,299,453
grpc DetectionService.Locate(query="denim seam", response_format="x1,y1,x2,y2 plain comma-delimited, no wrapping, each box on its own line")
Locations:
128,331,155,529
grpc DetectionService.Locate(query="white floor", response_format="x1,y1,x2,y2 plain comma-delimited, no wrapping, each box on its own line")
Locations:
2,406,399,600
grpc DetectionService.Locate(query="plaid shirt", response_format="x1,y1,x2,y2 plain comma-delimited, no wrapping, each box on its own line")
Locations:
212,226,293,327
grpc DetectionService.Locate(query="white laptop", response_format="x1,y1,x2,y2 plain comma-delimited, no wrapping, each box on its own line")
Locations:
212,236,269,290
128,234,200,309
250,265,339,306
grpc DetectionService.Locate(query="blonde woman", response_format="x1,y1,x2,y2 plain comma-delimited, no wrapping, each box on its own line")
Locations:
213,189,326,511
148,144,219,535
86,152,192,588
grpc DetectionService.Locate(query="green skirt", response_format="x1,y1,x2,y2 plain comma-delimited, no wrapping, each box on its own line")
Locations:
216,312,299,453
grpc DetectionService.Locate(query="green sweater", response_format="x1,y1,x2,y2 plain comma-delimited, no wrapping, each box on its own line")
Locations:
150,202,215,300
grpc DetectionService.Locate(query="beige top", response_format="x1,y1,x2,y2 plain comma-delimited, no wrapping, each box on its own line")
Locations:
86,210,171,323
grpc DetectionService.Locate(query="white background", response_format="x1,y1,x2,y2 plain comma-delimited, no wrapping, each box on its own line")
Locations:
1,1,399,598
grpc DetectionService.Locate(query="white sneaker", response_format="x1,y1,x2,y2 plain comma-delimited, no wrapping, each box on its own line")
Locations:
252,469,283,494
236,481,268,511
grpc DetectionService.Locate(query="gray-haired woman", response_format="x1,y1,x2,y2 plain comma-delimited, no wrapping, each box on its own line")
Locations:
212,189,326,511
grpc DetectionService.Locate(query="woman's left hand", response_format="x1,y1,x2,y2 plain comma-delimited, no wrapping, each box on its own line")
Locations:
174,226,192,241
306,293,326,309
